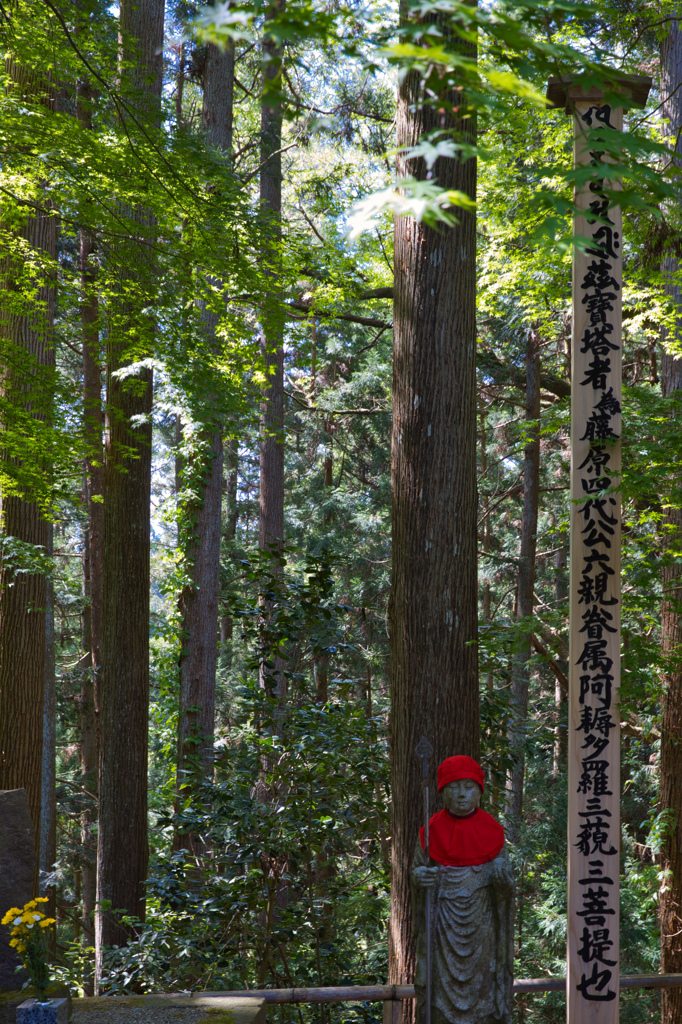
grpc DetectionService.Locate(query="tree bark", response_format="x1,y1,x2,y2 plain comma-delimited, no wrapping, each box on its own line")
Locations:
96,0,163,978
78,78,102,958
80,228,101,955
221,444,238,646
176,430,222,793
506,331,541,841
0,80,56,879
40,522,56,929
659,17,682,1022
259,2,285,556
203,41,234,153
553,546,568,777
480,402,494,695
314,653,329,704
323,412,333,523
175,40,234,829
258,4,286,716
388,9,478,995
98,330,153,961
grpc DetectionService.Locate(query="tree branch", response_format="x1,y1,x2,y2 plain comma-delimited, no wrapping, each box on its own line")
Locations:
478,347,571,400
531,633,568,693
289,300,391,329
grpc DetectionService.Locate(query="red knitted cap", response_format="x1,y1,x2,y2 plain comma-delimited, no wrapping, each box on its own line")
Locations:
437,755,485,792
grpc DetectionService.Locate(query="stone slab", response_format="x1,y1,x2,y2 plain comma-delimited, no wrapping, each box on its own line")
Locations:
0,790,35,991
72,996,266,1024
17,999,67,1024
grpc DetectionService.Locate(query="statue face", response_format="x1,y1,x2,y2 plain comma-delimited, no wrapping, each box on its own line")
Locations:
441,778,482,817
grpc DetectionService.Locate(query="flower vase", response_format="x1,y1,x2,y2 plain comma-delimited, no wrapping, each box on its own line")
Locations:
17,999,68,1024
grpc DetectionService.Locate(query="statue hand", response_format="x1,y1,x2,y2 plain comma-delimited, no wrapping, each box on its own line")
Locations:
413,865,439,889
491,857,513,894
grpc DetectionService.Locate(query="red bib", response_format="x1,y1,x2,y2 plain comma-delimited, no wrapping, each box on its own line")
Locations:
419,808,505,867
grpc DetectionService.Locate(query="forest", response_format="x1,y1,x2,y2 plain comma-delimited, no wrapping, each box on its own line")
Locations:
1,0,682,1022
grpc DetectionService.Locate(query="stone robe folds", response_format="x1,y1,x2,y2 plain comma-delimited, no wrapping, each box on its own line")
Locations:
412,842,514,1024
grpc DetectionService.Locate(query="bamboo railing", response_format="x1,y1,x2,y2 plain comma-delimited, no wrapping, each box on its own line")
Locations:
200,975,682,1003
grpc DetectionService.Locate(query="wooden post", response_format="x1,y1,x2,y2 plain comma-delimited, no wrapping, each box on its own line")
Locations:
546,74,651,1024
383,1000,402,1024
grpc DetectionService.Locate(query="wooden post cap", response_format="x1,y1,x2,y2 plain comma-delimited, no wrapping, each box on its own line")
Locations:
546,73,652,111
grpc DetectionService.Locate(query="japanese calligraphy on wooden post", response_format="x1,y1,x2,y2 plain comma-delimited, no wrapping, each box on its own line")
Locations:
546,74,651,1024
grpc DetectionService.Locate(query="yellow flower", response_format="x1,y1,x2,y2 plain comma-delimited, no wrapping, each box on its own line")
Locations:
3,899,52,973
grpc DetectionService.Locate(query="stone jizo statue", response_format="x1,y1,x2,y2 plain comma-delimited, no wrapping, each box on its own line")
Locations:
412,756,514,1024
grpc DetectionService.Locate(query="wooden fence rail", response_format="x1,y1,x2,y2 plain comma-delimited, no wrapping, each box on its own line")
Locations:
77,980,682,1024
205,976,682,1004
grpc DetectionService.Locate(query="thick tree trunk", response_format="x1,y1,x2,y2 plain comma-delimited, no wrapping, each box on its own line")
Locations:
659,20,682,1024
203,42,234,153
98,354,153,957
96,0,163,978
506,332,541,840
388,12,478,994
175,40,234,825
177,431,222,790
0,492,49,872
0,155,56,883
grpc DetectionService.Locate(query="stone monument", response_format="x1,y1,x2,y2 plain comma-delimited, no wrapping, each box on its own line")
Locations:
544,73,650,1023
412,756,514,1024
0,790,35,991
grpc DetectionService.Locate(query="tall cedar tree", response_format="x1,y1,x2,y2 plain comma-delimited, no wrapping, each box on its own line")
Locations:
659,14,682,1024
259,3,285,555
176,40,234,831
40,521,56,926
0,59,56,886
388,5,479,998
258,4,286,709
96,0,164,979
506,331,540,838
221,443,239,644
77,71,103,955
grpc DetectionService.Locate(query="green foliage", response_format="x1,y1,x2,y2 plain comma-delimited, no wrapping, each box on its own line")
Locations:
7,0,679,1018
64,552,389,999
